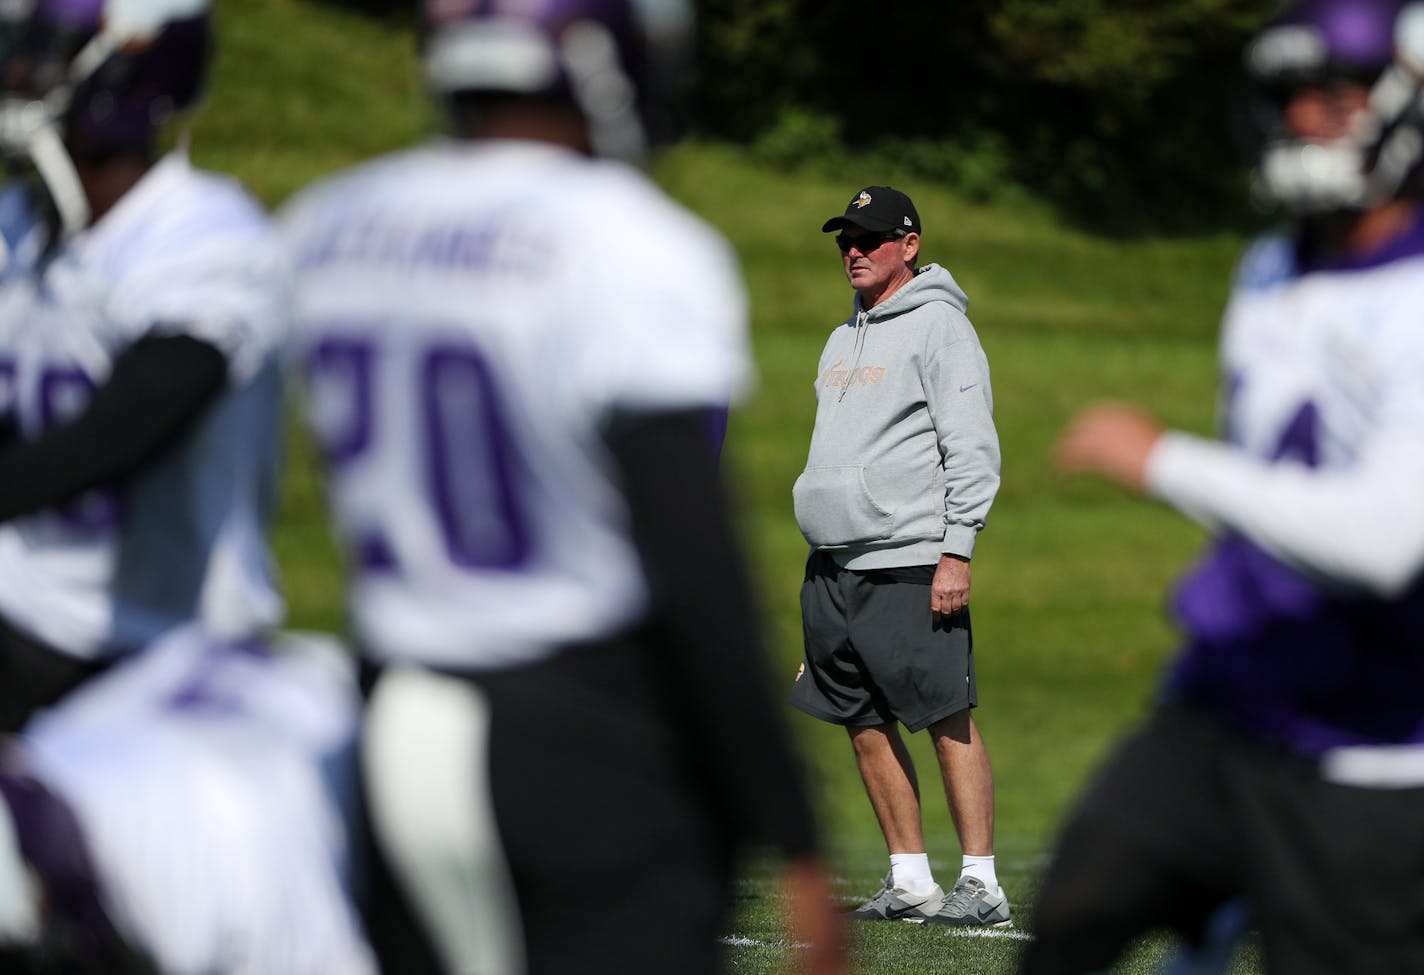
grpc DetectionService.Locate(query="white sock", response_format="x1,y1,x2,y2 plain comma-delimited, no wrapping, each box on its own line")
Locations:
960,854,1000,894
889,853,936,894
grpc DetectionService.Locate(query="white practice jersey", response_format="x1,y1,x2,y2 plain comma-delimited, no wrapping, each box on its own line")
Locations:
0,152,286,659
282,141,751,670
1148,227,1424,595
22,626,375,975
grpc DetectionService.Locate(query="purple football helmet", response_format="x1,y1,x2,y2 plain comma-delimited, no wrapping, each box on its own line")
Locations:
0,0,210,235
1245,0,1424,213
421,0,693,162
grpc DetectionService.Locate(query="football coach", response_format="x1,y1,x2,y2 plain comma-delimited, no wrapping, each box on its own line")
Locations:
791,185,1009,927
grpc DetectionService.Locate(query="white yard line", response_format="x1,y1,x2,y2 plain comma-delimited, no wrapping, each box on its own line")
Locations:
938,926,1035,942
719,936,811,949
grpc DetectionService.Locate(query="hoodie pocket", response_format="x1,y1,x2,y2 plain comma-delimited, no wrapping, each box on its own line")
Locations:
792,465,894,547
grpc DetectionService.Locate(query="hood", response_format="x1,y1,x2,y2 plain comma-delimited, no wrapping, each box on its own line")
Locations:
855,262,968,320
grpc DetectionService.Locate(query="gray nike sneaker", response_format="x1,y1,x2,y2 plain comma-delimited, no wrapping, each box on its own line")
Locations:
849,872,944,922
925,875,1012,927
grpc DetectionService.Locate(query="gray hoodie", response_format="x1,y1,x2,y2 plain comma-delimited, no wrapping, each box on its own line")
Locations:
792,263,1000,570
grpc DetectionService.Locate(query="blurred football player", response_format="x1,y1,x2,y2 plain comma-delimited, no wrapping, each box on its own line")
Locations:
0,0,284,731
282,1,844,974
0,624,375,974
1023,1,1424,973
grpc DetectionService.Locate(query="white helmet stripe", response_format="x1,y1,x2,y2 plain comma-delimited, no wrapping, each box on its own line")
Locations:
425,21,560,94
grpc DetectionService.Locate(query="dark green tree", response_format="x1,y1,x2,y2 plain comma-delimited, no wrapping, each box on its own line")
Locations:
693,0,1280,228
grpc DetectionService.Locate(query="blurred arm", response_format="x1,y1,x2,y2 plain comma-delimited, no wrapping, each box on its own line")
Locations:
0,333,226,521
605,406,821,856
607,407,845,972
1148,429,1424,596
1054,402,1424,596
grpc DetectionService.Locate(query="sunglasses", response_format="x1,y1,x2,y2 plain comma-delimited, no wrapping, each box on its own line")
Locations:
836,231,905,254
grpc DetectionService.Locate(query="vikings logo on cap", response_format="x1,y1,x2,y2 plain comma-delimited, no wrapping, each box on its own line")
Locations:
852,190,872,209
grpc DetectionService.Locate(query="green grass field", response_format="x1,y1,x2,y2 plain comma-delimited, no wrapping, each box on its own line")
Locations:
202,3,1263,971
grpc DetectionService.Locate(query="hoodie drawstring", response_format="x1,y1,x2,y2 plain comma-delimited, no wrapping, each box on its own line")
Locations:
839,309,869,402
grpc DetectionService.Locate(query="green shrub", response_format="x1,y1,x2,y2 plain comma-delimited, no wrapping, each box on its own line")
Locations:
751,107,843,170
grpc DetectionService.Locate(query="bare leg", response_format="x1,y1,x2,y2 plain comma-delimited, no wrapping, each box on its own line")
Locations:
848,723,925,853
928,710,994,857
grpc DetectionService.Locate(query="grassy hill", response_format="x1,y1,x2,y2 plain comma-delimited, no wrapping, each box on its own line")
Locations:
656,146,1252,973
199,3,1258,971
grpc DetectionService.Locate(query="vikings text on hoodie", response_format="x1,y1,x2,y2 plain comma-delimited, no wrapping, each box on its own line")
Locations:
793,263,1001,571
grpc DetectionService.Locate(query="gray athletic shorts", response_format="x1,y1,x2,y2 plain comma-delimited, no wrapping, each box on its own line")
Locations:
790,550,976,732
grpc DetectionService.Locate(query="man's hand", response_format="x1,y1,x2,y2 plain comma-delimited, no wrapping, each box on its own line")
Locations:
1053,402,1164,493
932,554,971,620
779,857,847,975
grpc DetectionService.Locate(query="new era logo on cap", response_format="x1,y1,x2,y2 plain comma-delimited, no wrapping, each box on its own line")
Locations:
821,185,921,235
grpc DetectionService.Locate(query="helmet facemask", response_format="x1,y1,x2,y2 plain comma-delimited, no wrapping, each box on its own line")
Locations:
1247,0,1424,215
0,0,209,241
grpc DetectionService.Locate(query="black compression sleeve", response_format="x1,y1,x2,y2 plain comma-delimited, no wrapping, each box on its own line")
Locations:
605,407,821,859
0,333,228,522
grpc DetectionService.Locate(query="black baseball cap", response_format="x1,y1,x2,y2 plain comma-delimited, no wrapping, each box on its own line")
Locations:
821,185,921,235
